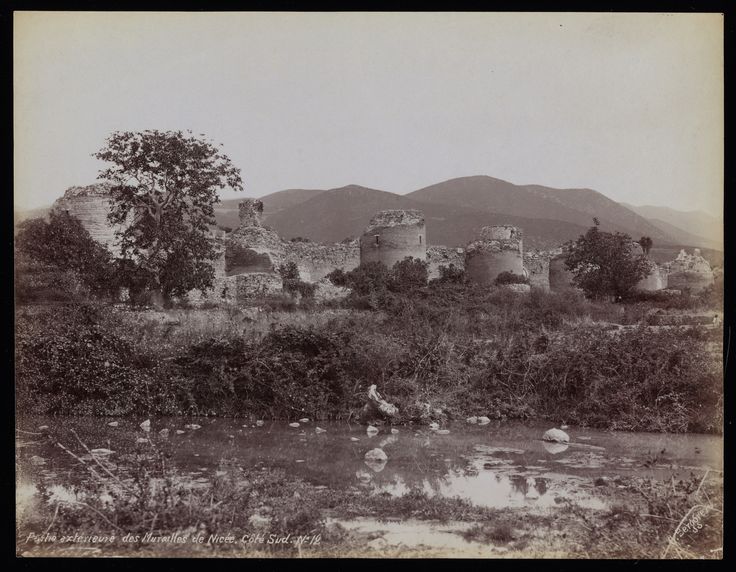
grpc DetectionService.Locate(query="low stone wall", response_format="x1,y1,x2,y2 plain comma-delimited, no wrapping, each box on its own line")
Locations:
427,245,465,280
283,240,360,282
234,273,283,302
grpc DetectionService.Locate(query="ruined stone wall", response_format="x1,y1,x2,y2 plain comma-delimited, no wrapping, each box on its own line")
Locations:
53,184,124,254
360,210,426,268
234,273,283,302
427,245,465,280
523,250,551,291
282,240,360,282
224,199,284,276
465,225,524,286
664,249,714,293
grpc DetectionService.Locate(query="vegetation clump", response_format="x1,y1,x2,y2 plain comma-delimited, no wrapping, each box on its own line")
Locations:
565,219,650,300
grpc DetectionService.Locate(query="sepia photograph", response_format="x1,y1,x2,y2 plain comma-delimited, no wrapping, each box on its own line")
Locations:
13,10,724,559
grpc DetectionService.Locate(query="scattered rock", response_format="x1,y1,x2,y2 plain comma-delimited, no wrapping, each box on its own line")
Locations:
30,456,46,466
366,425,379,435
140,419,151,432
436,429,450,435
542,428,570,443
176,430,185,435
350,437,360,442
136,438,148,444
184,424,201,430
107,421,119,427
429,422,440,430
390,428,399,434
38,426,49,431
299,418,310,423
365,448,388,462
255,420,265,427
315,427,327,434
295,460,305,463
466,416,478,424
477,416,491,425
358,384,399,424
560,425,569,430
158,429,169,437
289,422,300,428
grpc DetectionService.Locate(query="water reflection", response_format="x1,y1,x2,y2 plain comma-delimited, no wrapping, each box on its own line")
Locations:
16,417,722,514
542,441,569,455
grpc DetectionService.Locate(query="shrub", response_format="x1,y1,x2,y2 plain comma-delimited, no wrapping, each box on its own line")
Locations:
278,261,316,299
565,220,651,300
389,257,428,293
434,264,465,284
14,305,178,416
337,261,391,296
15,212,118,299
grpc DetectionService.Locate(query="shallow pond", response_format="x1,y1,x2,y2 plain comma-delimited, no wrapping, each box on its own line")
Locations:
16,417,722,515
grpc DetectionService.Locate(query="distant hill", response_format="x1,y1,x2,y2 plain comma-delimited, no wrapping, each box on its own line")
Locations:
16,176,723,255
260,184,589,249
621,203,723,249
406,176,677,245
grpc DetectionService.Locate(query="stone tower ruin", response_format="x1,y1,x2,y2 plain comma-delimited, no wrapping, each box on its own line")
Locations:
465,225,524,286
665,249,714,293
238,198,264,227
52,183,123,254
359,210,427,268
225,199,284,275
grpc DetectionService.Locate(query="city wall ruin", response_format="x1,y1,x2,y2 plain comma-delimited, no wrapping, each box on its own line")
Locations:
52,185,716,304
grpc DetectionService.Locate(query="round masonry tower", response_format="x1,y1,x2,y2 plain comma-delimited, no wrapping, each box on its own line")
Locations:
52,183,122,253
359,210,427,268
465,225,524,286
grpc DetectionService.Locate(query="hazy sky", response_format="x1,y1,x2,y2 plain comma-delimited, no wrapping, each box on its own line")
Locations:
14,12,723,217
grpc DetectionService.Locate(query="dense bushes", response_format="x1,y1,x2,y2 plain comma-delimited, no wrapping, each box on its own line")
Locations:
15,305,178,416
15,296,722,432
15,212,118,300
327,257,428,298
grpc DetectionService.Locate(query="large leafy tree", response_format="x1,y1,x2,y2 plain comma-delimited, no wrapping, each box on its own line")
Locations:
94,130,243,301
565,220,650,300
